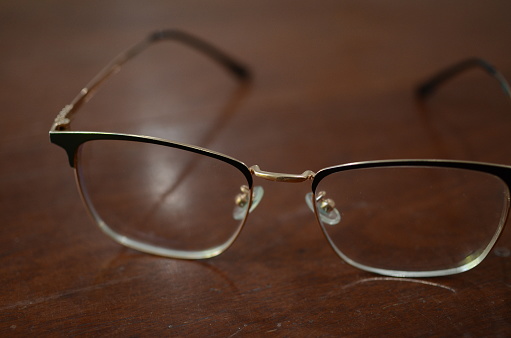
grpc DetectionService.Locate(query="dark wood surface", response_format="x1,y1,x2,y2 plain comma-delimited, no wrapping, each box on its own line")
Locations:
1,1,511,336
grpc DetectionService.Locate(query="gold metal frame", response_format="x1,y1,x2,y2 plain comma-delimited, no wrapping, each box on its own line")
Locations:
50,29,511,277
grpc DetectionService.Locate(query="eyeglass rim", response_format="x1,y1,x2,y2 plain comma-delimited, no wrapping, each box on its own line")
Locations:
51,129,511,187
311,160,511,277
313,159,511,192
50,130,254,188
55,130,256,259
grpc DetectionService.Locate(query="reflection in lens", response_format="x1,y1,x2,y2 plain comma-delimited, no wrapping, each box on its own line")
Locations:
315,166,509,276
76,140,251,259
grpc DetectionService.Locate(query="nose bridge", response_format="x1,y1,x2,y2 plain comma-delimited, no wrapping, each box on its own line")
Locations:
249,165,315,183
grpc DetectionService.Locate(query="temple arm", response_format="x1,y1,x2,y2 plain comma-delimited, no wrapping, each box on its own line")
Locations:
51,29,250,131
416,58,510,99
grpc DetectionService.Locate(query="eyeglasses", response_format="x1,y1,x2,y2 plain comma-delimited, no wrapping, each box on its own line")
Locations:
50,30,511,278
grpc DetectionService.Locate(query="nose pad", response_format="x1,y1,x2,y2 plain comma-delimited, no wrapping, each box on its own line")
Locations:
305,191,341,225
233,185,264,220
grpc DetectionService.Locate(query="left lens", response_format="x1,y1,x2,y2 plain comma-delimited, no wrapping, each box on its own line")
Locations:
76,139,251,259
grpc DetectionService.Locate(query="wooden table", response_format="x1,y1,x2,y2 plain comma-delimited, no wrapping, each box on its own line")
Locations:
1,1,510,335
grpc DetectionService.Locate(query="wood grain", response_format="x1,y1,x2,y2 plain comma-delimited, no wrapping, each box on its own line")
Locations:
1,1,510,335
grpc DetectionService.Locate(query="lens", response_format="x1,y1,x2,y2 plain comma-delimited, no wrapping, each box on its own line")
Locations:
314,165,509,276
76,139,251,259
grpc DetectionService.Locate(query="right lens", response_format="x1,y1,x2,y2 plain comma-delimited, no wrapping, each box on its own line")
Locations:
313,165,509,277
75,139,252,259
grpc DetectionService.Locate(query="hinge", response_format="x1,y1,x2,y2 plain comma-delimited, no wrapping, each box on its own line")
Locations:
50,105,73,131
